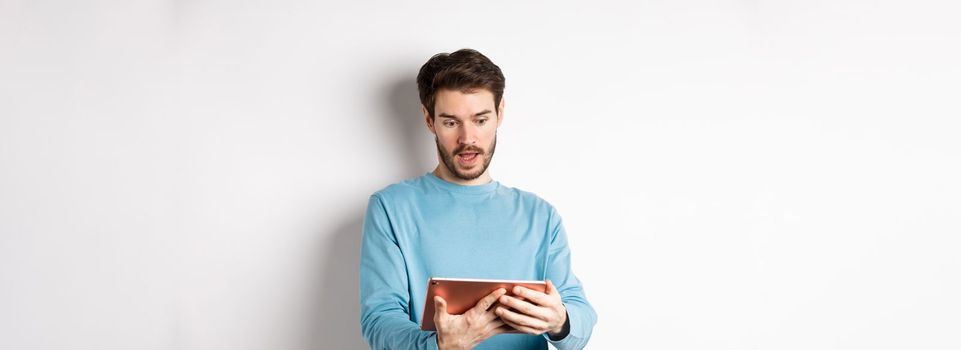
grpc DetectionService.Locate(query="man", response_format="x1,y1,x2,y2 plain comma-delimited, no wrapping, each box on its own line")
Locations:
359,48,596,349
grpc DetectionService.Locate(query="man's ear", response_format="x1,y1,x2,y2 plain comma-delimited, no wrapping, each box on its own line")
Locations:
496,98,505,128
422,105,436,135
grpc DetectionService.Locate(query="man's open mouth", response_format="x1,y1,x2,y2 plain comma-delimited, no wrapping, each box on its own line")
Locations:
457,151,480,165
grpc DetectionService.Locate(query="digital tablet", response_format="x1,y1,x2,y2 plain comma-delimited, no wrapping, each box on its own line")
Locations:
420,277,548,331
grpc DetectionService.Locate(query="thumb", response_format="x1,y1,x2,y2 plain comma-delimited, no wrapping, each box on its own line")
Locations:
434,296,449,318
546,279,560,296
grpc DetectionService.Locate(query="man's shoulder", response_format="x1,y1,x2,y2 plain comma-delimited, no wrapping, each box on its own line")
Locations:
370,174,430,201
497,182,557,212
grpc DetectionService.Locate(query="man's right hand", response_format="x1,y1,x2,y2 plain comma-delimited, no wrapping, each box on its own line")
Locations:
434,288,511,350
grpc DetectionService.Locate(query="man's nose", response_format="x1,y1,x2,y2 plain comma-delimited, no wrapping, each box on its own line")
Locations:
458,124,478,145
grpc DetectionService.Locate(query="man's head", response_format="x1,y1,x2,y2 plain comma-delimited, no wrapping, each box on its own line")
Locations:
417,49,505,183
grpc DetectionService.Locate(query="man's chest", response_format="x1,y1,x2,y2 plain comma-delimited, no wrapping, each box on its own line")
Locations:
393,202,551,280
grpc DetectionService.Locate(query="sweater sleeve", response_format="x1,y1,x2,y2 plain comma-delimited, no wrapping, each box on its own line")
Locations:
359,194,440,350
541,207,597,350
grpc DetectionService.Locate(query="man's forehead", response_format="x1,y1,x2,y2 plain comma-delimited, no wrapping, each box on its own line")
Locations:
434,88,496,118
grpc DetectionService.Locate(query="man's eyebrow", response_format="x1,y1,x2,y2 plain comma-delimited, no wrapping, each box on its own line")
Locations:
437,110,492,118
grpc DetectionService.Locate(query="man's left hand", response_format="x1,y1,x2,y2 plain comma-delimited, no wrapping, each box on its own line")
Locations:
495,279,567,337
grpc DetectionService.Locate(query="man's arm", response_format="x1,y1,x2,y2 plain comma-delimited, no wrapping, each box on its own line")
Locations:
542,206,597,350
359,194,439,350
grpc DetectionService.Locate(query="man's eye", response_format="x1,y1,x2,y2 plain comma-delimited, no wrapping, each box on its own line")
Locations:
444,121,457,127
476,119,488,125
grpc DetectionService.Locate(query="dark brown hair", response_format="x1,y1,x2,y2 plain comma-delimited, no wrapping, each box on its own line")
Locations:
417,48,505,119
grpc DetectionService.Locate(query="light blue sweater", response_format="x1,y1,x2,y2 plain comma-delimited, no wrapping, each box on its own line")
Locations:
359,172,596,349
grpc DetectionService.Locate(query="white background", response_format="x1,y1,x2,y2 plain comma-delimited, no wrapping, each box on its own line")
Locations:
2,1,960,349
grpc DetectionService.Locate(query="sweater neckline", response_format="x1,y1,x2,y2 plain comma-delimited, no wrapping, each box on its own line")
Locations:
424,172,500,194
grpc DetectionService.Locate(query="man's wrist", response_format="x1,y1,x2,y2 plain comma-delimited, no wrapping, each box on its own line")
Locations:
436,333,463,350
547,309,571,341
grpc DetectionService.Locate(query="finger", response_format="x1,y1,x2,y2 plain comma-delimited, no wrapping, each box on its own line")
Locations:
498,311,543,335
472,288,507,314
498,295,551,321
481,301,502,323
512,285,555,307
434,296,449,319
496,306,549,331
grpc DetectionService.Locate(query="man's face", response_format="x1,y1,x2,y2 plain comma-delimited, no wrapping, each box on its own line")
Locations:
426,88,503,181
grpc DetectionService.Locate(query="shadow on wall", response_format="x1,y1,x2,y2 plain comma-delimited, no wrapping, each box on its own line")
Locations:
311,216,366,349
384,71,436,179
309,73,433,349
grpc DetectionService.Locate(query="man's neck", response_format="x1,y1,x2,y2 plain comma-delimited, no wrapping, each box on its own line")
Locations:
432,165,492,186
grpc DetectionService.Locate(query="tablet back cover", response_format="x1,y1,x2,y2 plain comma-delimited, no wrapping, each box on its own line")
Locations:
420,278,547,331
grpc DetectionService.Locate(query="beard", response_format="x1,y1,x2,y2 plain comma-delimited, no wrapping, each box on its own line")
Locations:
435,134,497,181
